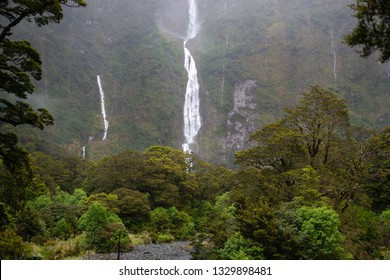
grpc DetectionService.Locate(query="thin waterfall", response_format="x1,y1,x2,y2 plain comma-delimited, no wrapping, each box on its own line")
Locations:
331,29,338,90
182,0,201,153
97,75,109,140
82,146,86,159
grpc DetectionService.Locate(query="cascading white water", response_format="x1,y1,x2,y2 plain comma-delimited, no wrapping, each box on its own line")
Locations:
97,75,109,141
182,0,201,153
331,29,338,89
82,146,86,159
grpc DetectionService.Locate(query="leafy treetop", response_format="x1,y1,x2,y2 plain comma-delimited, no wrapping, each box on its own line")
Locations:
345,0,390,63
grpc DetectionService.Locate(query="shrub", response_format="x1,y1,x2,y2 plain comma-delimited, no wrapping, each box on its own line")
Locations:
219,232,264,260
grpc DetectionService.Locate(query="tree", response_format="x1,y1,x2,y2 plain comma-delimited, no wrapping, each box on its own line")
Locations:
143,146,195,208
0,1,87,234
295,206,351,259
0,0,87,127
339,204,382,259
0,137,34,212
219,232,264,260
0,228,32,259
236,86,350,171
285,86,350,168
31,152,91,194
380,210,390,251
277,202,351,259
112,188,151,230
235,120,306,173
363,126,390,211
237,200,279,259
344,0,390,63
149,207,194,241
82,150,146,194
78,201,130,254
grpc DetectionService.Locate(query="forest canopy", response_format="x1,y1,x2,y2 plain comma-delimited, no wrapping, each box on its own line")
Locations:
1,86,389,260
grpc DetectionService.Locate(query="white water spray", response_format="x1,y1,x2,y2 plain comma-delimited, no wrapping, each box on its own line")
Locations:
331,29,338,89
97,75,109,141
82,146,86,159
182,0,201,153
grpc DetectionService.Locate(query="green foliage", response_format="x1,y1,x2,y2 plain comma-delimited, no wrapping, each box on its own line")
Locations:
31,152,91,194
112,188,151,230
363,126,390,211
189,157,234,203
295,206,351,259
0,228,32,259
1,126,389,260
0,145,32,212
82,150,146,194
190,200,213,233
53,218,73,240
230,167,281,207
155,233,175,244
193,192,239,258
380,209,390,254
285,85,350,167
236,86,350,171
0,0,86,259
0,39,54,130
0,1,86,193
235,120,306,172
340,204,383,259
16,206,46,241
344,0,390,62
78,201,130,253
0,1,86,41
143,146,193,208
236,200,279,259
78,201,110,233
280,166,330,205
83,146,199,209
213,192,238,237
83,192,118,213
276,202,352,259
149,207,194,241
26,188,87,240
38,237,82,260
219,232,264,260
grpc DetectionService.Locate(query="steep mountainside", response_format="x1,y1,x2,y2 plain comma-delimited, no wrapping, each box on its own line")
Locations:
14,0,390,164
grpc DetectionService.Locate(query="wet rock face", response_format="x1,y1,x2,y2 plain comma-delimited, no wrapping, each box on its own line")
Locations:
226,80,257,152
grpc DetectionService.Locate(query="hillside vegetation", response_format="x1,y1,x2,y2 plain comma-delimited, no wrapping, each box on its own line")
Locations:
1,87,389,259
9,0,389,164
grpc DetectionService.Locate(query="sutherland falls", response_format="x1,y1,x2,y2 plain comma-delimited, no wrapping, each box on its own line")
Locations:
182,0,201,153
97,75,109,141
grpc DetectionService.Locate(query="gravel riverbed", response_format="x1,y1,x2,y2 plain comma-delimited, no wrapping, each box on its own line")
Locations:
82,241,192,260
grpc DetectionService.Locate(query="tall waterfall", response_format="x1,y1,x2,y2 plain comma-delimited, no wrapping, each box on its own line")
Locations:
97,75,109,141
182,0,201,153
331,29,338,90
82,146,86,159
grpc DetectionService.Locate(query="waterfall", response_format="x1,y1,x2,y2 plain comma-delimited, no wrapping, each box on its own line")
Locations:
97,75,109,141
182,0,201,153
82,146,86,159
331,29,338,90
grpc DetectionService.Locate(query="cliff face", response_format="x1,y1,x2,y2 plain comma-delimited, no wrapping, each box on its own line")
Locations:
226,80,257,152
14,0,390,164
